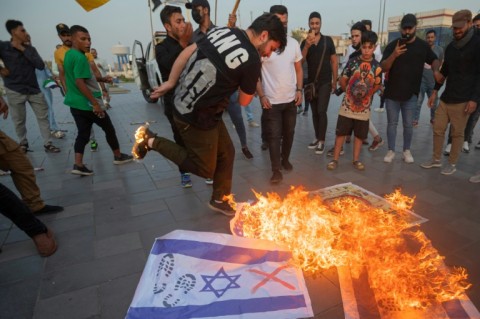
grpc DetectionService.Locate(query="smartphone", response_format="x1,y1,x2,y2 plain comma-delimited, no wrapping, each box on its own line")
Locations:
399,38,408,45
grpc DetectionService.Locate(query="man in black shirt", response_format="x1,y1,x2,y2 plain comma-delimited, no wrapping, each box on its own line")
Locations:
381,14,440,164
0,20,60,153
156,5,193,188
300,12,338,155
132,13,286,216
420,10,480,178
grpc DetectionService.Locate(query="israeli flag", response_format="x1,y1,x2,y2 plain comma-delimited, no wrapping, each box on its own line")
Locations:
126,230,313,319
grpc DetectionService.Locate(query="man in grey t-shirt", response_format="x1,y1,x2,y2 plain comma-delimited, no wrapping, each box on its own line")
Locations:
414,29,444,126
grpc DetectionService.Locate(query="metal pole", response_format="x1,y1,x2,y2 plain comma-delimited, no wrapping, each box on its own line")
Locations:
214,0,218,25
377,0,382,35
380,0,387,45
148,0,156,56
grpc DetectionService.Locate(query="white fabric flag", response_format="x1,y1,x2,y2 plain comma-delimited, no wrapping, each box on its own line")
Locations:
126,230,313,319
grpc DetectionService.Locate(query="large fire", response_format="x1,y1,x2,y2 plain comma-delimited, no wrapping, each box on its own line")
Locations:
227,187,471,311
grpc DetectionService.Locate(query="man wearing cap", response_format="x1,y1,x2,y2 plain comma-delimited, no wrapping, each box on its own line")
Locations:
186,0,214,43
0,20,61,153
420,10,480,179
381,13,440,164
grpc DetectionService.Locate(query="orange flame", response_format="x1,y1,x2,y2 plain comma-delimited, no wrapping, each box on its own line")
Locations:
132,125,149,160
232,186,471,310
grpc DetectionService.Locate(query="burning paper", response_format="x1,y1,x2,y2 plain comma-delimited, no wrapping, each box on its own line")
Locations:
126,230,313,319
229,183,474,316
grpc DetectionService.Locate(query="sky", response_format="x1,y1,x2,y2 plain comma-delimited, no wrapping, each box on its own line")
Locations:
1,0,479,66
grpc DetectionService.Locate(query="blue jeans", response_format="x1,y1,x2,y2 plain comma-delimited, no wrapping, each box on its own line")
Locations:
415,80,438,122
226,91,247,147
263,101,297,171
386,95,417,151
245,105,254,122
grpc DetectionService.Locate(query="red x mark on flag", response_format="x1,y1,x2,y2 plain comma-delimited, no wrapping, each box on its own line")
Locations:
248,264,296,293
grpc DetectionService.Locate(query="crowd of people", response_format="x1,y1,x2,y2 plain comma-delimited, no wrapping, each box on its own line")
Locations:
0,2,479,255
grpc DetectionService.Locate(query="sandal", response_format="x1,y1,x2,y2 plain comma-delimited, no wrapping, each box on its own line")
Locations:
352,160,365,171
327,160,338,170
44,143,61,153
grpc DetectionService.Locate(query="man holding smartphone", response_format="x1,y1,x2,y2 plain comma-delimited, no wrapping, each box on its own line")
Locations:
380,13,440,164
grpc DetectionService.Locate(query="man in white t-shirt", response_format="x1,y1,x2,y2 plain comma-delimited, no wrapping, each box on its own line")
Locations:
256,5,303,184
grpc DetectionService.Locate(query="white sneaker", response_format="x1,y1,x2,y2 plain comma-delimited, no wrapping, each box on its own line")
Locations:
462,141,470,153
469,172,480,183
403,150,414,163
374,108,385,112
384,150,395,163
441,163,456,175
443,143,451,156
248,121,260,128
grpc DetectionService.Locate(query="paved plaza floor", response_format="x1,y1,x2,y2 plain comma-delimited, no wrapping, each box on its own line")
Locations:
1,83,479,318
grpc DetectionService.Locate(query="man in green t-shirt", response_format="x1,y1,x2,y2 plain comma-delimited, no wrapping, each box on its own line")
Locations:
63,25,132,175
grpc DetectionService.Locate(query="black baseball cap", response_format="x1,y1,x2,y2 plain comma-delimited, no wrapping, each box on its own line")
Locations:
185,0,210,10
56,23,70,35
400,14,417,28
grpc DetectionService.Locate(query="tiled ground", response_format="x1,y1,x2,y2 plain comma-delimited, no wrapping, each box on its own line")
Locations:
0,83,479,318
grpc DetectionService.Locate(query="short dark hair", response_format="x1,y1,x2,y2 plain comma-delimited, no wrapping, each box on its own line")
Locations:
361,19,372,28
248,13,287,53
309,12,321,21
70,25,89,35
426,29,436,36
269,5,288,15
351,21,366,33
472,13,480,22
160,5,182,26
5,19,23,34
361,30,378,45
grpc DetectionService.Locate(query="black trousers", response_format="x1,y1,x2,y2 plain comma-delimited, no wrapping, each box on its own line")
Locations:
0,183,47,238
70,108,119,154
263,101,297,171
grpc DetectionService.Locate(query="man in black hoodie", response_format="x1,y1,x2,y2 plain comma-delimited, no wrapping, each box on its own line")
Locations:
420,10,480,178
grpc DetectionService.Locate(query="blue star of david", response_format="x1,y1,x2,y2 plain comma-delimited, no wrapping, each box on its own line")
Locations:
200,267,241,298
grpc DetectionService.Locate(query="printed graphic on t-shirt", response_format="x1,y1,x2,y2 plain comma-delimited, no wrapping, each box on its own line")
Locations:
174,51,217,115
340,57,382,121
174,27,260,129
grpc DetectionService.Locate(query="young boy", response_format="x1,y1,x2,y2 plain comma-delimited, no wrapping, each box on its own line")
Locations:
327,31,382,171
64,25,132,175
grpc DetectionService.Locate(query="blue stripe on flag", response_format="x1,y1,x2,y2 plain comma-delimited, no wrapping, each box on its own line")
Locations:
151,239,292,264
126,295,307,319
442,299,470,318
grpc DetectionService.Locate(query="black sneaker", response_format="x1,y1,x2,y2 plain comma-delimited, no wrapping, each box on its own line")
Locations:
208,199,236,216
315,143,325,155
71,164,94,176
281,160,293,171
44,143,61,153
270,170,283,184
113,153,134,165
132,125,157,160
242,147,253,159
34,204,64,215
